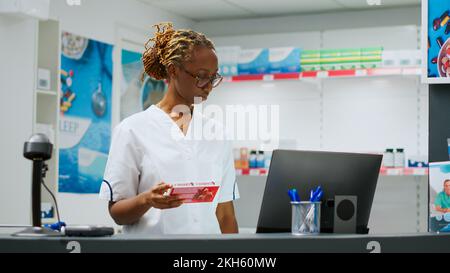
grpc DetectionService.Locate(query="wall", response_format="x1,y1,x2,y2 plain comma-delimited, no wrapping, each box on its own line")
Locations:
195,5,420,37
49,0,193,45
0,16,37,224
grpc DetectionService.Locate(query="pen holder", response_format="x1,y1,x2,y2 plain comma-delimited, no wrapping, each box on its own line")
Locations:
291,201,321,235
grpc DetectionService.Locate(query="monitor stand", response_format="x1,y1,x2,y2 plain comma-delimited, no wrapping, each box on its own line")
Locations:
12,226,61,237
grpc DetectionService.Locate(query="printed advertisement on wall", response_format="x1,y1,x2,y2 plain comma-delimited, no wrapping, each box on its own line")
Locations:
423,0,450,83
429,161,450,232
58,32,113,194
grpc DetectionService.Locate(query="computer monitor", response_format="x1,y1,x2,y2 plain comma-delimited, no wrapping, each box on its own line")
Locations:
256,150,382,234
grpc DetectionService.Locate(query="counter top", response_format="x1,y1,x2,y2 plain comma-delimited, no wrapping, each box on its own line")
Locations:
0,232,449,253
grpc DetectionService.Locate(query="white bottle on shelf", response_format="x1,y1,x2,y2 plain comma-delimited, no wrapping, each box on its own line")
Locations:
383,148,395,168
394,148,405,168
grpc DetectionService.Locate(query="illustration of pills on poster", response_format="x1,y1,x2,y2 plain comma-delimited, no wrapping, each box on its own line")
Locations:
427,0,450,78
59,32,113,194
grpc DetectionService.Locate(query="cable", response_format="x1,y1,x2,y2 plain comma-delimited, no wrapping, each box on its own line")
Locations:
41,178,61,223
0,179,62,230
0,164,62,230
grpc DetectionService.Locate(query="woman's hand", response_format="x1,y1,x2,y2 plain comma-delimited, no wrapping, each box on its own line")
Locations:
140,182,185,210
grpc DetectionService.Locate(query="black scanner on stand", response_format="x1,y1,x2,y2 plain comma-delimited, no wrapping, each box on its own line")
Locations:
14,134,60,237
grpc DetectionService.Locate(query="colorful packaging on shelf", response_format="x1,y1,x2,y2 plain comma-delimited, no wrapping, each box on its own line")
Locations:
238,48,269,75
339,48,362,69
320,48,361,71
360,47,383,69
167,182,220,203
257,151,265,168
216,46,240,76
268,47,301,73
300,50,321,71
319,49,338,71
249,150,257,168
407,155,429,168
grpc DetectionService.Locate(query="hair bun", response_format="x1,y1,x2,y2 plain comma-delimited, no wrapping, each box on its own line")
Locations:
142,23,175,80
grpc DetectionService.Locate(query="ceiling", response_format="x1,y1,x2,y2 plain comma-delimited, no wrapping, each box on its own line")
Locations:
138,0,420,21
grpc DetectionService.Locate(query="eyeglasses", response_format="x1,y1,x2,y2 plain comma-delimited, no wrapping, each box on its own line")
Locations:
180,66,223,88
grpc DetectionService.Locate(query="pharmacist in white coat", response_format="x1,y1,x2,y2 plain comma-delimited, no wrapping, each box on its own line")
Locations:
99,23,239,234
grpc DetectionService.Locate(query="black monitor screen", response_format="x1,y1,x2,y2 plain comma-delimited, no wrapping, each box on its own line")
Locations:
256,150,382,234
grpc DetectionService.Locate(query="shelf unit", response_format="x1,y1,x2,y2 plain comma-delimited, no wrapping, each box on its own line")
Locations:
236,167,429,177
224,65,426,182
33,19,60,222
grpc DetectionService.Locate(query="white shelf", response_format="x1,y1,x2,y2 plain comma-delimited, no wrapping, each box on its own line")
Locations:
223,66,421,83
37,89,58,96
236,167,429,177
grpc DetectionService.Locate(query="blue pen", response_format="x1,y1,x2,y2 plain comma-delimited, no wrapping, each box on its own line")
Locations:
293,189,300,202
288,190,295,202
314,186,322,195
311,186,323,202
313,190,323,202
288,189,298,202
311,186,322,200
288,189,301,202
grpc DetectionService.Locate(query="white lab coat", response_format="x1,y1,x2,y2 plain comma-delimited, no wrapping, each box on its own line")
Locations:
99,105,239,234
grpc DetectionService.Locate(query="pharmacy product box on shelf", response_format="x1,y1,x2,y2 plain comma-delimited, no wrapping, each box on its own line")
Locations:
360,47,383,69
216,46,240,76
268,47,301,74
238,48,269,75
338,48,362,70
300,50,321,71
320,48,361,71
408,155,429,168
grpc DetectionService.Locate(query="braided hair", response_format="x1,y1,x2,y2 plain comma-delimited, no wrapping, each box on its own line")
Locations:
142,22,215,81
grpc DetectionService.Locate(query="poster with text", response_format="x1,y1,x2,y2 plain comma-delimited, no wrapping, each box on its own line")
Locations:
58,32,113,194
429,161,450,232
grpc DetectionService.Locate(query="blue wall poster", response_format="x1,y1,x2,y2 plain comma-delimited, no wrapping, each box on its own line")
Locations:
58,32,113,194
429,161,450,233
120,49,166,121
427,0,450,79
